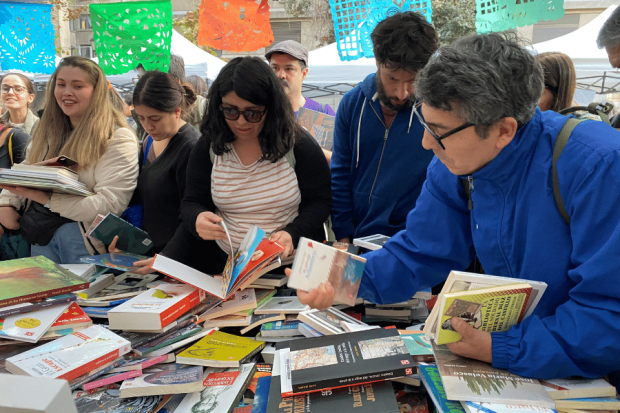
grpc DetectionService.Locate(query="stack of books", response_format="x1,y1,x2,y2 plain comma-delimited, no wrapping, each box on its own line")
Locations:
0,163,94,196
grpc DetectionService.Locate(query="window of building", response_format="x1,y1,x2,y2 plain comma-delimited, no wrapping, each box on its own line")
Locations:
70,19,75,31
265,21,302,52
79,15,92,31
79,45,93,59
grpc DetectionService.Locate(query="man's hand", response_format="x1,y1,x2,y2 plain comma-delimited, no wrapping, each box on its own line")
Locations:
0,185,50,205
446,317,493,363
284,268,335,310
195,211,227,241
270,231,293,257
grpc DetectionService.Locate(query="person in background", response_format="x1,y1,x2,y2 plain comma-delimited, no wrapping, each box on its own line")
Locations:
0,73,39,134
597,6,620,128
122,92,136,129
536,52,576,112
110,71,199,274
297,32,620,388
161,57,332,274
0,56,138,264
187,75,209,98
330,12,438,243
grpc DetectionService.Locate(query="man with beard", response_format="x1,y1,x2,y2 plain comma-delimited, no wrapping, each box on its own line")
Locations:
330,12,439,242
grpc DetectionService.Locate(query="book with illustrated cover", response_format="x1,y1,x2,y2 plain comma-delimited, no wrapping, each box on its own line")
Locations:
87,212,153,255
107,283,205,331
80,252,150,271
393,382,428,413
288,237,365,306
260,320,302,337
254,296,309,315
425,271,547,342
0,256,90,308
279,327,413,396
298,307,368,335
435,283,533,345
143,327,216,359
297,107,335,149
176,330,265,368
119,364,204,398
431,340,555,407
461,401,557,413
73,389,163,413
252,375,271,413
239,313,286,335
0,293,77,319
418,363,466,413
46,302,93,333
243,363,272,404
86,272,159,302
200,289,257,321
398,330,434,362
6,325,131,381
539,377,617,400
353,234,391,250
176,363,257,413
0,301,72,343
234,288,276,317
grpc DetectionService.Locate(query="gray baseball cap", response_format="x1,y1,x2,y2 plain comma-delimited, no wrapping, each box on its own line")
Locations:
265,40,309,66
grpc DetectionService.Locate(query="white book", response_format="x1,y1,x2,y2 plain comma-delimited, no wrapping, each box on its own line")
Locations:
60,264,97,280
0,374,78,413
107,283,205,331
540,377,617,400
74,273,116,299
261,342,277,364
298,322,323,338
176,363,257,413
0,302,72,343
199,289,257,321
253,296,309,315
298,307,367,335
352,234,391,250
6,325,131,381
461,401,557,413
119,364,204,398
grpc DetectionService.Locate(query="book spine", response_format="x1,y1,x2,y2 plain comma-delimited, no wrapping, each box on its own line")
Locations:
130,316,197,350
83,369,142,390
0,282,89,308
0,294,77,318
60,345,129,382
68,357,126,390
158,289,201,328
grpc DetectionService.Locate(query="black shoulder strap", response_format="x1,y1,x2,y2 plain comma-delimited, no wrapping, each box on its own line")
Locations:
552,118,582,225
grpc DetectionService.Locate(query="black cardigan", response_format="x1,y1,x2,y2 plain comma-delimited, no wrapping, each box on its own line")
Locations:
162,129,332,271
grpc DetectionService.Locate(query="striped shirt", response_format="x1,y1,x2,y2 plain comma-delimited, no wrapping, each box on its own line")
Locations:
212,147,301,253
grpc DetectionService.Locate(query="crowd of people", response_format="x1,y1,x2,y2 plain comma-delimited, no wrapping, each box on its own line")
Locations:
1,5,620,391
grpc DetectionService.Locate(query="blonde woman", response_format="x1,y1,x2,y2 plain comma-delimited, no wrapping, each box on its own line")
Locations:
0,56,139,264
0,73,39,134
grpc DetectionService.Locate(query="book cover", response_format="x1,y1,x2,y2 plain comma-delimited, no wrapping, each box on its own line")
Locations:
418,363,466,413
260,321,302,337
252,375,271,413
240,313,286,335
298,307,368,335
74,273,116,299
540,377,617,400
298,322,324,338
0,294,77,319
47,302,93,332
0,256,90,308
233,239,285,293
73,388,163,412
200,289,258,321
0,302,72,343
244,363,272,403
288,237,365,306
393,382,428,413
398,330,434,362
235,289,277,317
431,341,555,407
133,323,203,356
83,369,142,391
353,234,391,251
108,283,205,331
553,397,620,410
80,252,149,271
279,327,413,396
82,304,120,319
250,273,287,288
436,283,533,345
297,107,335,149
176,363,257,413
254,296,309,315
203,314,252,329
461,400,557,413
144,328,216,359
425,271,547,341
87,273,159,301
67,357,126,391
110,354,171,373
6,325,131,381
176,330,265,368
89,212,153,255
119,364,204,398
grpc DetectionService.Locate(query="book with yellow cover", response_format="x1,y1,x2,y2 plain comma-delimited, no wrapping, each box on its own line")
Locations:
436,283,533,345
176,330,265,368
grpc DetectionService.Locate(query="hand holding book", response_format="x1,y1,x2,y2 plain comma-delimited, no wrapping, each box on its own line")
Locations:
109,235,154,275
284,268,336,310
445,316,492,363
195,211,228,241
0,184,51,205
269,231,293,257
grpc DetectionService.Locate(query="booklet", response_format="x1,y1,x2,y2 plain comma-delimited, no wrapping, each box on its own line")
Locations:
86,213,153,255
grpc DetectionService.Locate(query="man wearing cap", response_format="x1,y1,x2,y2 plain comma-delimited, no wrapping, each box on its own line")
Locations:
266,40,336,116
330,12,439,243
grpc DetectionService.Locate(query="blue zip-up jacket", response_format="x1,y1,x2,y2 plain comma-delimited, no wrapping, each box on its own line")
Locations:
360,109,620,382
330,73,434,240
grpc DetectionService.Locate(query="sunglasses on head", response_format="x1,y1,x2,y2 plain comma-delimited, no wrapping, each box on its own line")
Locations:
219,105,266,123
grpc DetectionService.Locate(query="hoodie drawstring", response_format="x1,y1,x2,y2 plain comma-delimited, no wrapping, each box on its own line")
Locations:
356,99,366,168
407,105,414,133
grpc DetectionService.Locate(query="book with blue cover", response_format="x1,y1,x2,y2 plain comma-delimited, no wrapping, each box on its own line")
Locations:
260,321,302,337
80,252,149,271
418,363,465,413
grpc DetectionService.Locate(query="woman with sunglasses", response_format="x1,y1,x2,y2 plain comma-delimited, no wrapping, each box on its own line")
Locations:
0,73,39,134
161,57,332,274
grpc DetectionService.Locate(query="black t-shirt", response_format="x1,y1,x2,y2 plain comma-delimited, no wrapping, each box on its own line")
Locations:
138,123,200,253
0,127,30,169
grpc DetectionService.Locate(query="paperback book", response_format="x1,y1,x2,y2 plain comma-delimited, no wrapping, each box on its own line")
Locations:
297,107,335,149
398,330,434,362
288,237,365,306
133,323,203,356
80,252,150,271
418,363,466,413
239,313,286,335
46,302,93,333
0,301,71,343
200,289,257,321
119,364,204,398
461,401,557,413
298,307,368,335
260,320,302,337
176,330,265,368
0,293,77,319
539,377,617,400
87,212,153,255
203,314,252,329
279,327,413,396
353,234,391,251
73,389,163,413
254,296,309,315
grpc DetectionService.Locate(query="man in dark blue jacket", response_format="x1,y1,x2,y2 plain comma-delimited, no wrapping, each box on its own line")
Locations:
330,12,438,242
299,33,620,386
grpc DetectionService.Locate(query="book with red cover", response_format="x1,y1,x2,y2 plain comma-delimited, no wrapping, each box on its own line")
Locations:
47,302,92,332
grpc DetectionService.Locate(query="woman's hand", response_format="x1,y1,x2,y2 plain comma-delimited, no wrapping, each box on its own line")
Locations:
0,206,20,232
109,235,155,275
0,185,51,205
195,211,228,241
270,231,294,257
284,268,335,309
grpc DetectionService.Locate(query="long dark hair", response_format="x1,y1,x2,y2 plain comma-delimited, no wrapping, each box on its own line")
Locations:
133,71,197,120
202,57,299,162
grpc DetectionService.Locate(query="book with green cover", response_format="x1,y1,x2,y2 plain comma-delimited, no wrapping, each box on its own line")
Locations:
0,256,90,308
436,283,533,345
176,330,265,368
88,213,153,255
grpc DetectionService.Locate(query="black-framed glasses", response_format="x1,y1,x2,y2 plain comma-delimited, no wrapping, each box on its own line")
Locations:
1,85,27,95
219,105,266,123
413,104,475,150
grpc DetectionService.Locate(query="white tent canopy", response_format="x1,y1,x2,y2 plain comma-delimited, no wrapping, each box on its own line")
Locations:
532,5,619,94
305,43,377,87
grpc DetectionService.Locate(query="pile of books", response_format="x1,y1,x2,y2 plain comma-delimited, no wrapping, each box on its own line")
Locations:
0,163,94,196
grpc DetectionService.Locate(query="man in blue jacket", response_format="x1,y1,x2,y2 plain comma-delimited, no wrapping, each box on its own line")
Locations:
299,33,620,385
330,12,438,242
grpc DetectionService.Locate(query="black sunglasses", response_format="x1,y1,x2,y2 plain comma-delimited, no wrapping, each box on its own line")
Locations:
219,105,266,123
413,104,475,150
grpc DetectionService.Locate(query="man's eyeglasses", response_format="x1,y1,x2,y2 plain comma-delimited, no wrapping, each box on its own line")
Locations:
0,85,27,95
413,104,475,150
219,105,266,123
